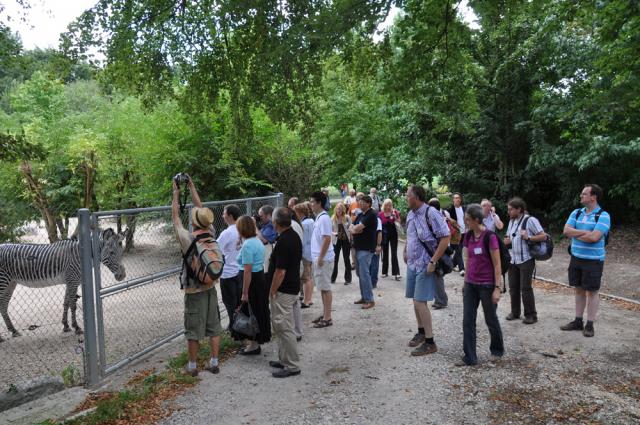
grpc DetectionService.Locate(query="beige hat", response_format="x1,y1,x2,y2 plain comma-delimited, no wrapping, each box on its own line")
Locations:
191,207,214,229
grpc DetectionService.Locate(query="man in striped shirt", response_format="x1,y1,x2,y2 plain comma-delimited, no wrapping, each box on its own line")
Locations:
561,184,611,337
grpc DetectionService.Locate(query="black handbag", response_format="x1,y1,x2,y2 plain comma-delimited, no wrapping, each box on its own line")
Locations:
232,302,259,339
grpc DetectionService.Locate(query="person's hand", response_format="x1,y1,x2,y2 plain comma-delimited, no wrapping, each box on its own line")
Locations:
491,206,496,214
270,290,277,299
403,251,407,264
375,245,382,254
317,258,324,268
503,236,511,245
427,261,436,274
520,229,529,240
492,287,501,304
241,292,249,303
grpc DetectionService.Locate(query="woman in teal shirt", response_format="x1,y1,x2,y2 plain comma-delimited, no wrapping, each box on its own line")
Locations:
236,216,271,354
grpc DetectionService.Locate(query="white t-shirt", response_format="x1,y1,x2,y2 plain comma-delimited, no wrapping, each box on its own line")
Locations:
217,223,240,279
377,217,382,231
311,211,335,261
455,206,465,233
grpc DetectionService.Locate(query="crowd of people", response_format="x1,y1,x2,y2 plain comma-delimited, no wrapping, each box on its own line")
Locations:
171,178,610,376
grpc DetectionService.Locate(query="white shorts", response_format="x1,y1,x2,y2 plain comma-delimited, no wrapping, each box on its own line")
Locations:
312,260,333,291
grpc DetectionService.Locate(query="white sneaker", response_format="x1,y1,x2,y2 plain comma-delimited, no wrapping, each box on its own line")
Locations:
459,270,465,277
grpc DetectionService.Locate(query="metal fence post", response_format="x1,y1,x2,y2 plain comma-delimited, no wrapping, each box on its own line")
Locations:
276,192,284,207
245,199,252,215
78,208,100,387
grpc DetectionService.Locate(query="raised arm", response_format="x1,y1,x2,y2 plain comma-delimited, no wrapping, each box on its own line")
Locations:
186,176,203,208
172,180,185,235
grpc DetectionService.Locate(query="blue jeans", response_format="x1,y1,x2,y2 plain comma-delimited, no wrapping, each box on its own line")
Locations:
462,283,504,365
370,253,379,288
356,250,375,303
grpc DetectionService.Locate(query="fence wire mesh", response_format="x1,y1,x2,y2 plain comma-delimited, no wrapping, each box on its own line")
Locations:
94,195,281,375
0,195,282,394
0,219,86,392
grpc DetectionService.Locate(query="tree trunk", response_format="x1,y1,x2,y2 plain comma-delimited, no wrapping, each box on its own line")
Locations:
19,161,59,243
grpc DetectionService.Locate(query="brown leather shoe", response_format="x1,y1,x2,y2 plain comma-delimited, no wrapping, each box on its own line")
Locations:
354,299,365,304
362,302,375,309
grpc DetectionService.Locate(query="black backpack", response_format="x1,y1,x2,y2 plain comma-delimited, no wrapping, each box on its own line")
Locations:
521,216,554,261
568,209,609,255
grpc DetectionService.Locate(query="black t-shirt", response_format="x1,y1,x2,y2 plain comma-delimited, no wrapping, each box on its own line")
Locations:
353,208,378,252
268,228,303,295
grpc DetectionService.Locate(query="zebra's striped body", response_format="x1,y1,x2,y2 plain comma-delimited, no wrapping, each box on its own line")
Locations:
0,228,126,342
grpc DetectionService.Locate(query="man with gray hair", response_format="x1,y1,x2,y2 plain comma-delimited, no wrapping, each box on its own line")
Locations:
268,207,303,377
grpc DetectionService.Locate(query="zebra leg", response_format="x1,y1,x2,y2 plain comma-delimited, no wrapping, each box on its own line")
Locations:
0,277,20,338
62,284,72,333
71,291,83,335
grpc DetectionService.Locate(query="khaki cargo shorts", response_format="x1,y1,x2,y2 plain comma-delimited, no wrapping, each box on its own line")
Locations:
184,287,223,340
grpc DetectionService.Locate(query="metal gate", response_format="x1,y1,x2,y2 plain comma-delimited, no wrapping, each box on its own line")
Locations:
78,194,283,386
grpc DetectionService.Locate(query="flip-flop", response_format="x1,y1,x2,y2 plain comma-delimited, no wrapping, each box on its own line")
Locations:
313,319,333,328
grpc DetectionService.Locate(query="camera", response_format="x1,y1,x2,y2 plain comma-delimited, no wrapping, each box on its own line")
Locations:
253,213,262,230
173,172,190,185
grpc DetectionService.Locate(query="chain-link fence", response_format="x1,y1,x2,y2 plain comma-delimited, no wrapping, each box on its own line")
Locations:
0,218,86,394
90,194,283,381
0,194,282,399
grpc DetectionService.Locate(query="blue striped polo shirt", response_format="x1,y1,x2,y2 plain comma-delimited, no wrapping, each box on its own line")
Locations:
566,206,610,261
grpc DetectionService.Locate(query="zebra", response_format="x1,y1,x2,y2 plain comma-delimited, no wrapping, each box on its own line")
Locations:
0,228,126,342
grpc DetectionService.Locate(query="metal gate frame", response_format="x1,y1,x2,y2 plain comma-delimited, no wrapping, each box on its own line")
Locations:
78,194,283,386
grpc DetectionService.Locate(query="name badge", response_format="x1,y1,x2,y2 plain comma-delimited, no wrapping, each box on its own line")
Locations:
474,247,483,255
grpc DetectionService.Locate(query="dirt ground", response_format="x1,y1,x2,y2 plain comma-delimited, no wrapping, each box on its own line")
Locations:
158,240,640,425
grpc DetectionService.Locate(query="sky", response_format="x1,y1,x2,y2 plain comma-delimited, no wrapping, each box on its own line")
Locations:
2,0,479,51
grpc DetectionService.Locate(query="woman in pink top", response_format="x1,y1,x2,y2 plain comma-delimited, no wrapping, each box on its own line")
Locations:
458,204,504,366
379,199,401,280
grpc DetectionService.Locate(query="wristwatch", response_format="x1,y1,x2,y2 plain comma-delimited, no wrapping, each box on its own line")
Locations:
429,260,436,265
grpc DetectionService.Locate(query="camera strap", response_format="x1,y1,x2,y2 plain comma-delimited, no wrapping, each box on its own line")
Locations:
180,187,189,214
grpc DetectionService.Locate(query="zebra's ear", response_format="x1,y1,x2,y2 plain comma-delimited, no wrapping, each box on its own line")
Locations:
101,228,115,240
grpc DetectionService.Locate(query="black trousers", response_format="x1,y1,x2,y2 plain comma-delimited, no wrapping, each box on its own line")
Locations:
452,243,465,271
508,259,537,319
462,283,504,365
220,274,243,329
331,238,352,283
382,234,400,276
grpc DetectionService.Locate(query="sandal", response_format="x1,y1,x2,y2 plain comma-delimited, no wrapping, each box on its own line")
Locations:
312,315,324,324
301,302,313,309
313,319,333,328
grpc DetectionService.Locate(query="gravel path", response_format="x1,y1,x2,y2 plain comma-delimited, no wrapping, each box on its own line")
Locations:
161,241,640,425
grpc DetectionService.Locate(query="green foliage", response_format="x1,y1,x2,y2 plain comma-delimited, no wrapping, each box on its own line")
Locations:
60,364,81,387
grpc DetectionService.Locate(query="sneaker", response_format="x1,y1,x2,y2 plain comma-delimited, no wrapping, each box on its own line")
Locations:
207,365,220,374
583,324,594,337
354,299,365,304
272,369,301,378
183,366,198,377
505,313,520,321
560,320,584,331
522,316,538,325
408,333,425,347
432,303,446,310
454,356,475,367
459,270,465,277
411,341,438,356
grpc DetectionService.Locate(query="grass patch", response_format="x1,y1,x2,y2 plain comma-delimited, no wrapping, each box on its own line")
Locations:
44,333,240,425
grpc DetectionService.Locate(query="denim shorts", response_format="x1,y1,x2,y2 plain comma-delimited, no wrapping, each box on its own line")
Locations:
405,266,436,302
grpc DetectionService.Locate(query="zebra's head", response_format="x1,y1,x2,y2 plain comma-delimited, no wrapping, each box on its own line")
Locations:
100,228,126,281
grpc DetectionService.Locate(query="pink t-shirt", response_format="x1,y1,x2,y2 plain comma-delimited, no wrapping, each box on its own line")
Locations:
462,230,499,285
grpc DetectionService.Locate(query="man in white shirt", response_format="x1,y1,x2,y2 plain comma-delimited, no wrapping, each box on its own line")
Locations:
481,199,504,232
344,189,357,209
447,193,466,276
217,204,242,330
310,191,335,328
370,187,382,212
